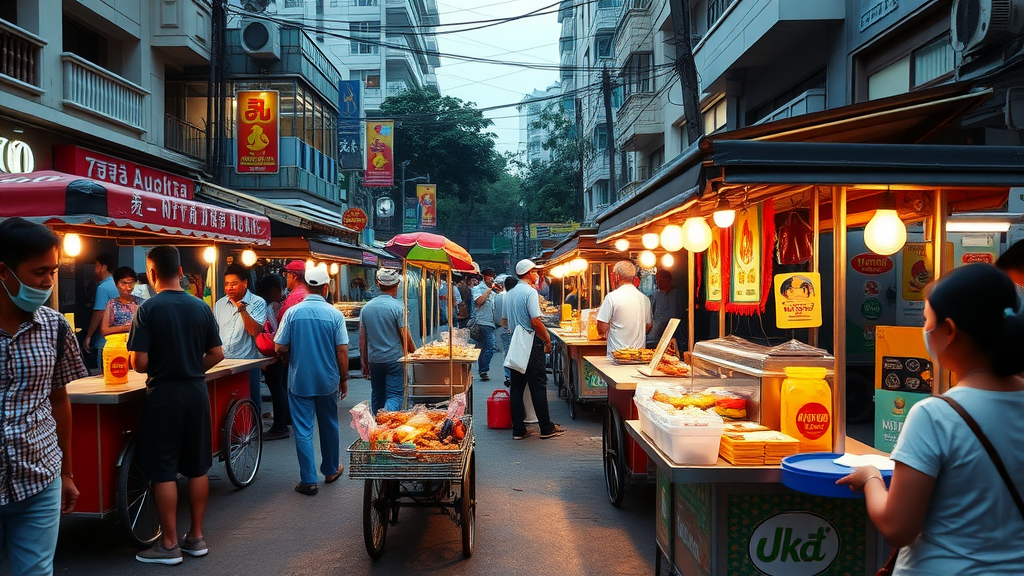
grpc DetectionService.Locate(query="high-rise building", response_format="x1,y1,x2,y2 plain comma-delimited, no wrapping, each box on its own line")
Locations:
519,82,562,164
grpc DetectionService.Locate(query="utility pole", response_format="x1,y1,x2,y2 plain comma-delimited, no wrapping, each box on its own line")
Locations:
601,67,617,200
668,0,704,144
574,97,585,219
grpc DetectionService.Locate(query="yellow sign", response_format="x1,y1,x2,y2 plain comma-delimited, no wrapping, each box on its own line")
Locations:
774,272,822,328
529,222,580,239
901,243,933,302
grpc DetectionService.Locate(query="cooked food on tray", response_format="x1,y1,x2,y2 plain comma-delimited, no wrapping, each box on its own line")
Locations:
371,409,466,451
652,390,716,410
408,341,477,360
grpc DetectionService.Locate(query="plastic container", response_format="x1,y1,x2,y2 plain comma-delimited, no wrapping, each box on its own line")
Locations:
780,366,833,452
656,420,725,465
486,390,512,429
103,333,131,385
781,453,893,499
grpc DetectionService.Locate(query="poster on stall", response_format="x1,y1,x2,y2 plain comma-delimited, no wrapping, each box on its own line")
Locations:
235,90,279,174
337,80,363,169
874,325,935,451
729,199,774,315
417,184,437,228
364,120,394,187
705,226,727,311
953,234,997,267
773,272,822,328
875,389,929,452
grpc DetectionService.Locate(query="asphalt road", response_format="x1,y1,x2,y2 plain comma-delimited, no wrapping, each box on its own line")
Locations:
52,367,657,576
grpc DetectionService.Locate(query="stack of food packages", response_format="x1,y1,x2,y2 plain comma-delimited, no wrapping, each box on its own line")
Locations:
719,423,800,465
632,385,725,465
408,340,477,360
350,393,469,452
611,348,690,376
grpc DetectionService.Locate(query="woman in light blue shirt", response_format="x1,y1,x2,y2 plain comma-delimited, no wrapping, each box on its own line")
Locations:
839,264,1024,575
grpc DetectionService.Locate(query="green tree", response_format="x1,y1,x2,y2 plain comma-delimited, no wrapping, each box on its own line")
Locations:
513,102,587,224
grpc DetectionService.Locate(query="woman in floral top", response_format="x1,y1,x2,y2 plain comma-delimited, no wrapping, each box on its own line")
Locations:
101,267,143,336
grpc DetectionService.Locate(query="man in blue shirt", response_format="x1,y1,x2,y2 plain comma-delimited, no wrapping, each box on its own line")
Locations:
471,268,501,381
84,253,118,368
274,264,348,496
213,263,267,410
359,268,416,414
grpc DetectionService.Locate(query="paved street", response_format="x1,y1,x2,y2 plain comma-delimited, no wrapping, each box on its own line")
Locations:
53,364,657,576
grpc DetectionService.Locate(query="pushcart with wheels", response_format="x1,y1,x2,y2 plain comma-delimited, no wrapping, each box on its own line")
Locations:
66,358,269,548
348,415,476,559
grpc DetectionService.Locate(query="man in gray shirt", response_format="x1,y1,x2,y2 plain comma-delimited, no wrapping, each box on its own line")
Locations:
501,260,565,440
359,268,416,413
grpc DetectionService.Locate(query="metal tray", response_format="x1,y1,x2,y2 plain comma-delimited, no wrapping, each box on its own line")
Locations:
348,416,475,481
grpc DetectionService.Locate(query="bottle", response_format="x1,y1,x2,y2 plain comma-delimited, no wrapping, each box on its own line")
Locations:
103,333,131,385
780,366,833,452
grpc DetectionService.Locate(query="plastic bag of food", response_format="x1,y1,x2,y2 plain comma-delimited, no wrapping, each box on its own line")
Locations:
446,392,467,419
349,400,377,442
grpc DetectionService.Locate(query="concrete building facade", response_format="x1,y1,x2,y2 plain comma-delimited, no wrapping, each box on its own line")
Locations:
518,82,562,164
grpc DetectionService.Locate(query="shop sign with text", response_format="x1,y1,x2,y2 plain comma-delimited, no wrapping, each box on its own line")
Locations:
748,512,839,576
236,91,280,174
54,145,193,199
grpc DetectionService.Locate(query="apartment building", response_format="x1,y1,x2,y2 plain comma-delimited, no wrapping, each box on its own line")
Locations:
562,0,1022,224
519,82,562,164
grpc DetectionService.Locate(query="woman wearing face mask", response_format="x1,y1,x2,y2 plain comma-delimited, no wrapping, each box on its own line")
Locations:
838,263,1024,575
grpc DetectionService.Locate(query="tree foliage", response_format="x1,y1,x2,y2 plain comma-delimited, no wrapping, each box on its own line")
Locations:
379,88,503,204
511,102,588,224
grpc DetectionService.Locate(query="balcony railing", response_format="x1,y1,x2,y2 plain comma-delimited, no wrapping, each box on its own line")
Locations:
283,0,305,8
61,53,149,132
707,0,738,29
0,19,45,93
386,81,408,97
165,114,206,160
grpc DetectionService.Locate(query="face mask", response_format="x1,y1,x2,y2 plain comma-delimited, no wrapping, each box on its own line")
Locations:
0,270,53,313
922,323,945,360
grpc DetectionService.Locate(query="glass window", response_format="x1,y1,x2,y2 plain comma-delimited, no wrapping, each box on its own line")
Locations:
868,56,910,100
913,35,954,87
622,52,653,97
594,124,608,150
702,98,727,134
596,35,613,59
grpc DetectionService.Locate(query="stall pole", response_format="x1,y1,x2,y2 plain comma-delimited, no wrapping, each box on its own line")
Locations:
809,187,821,347
933,190,949,394
403,259,409,408
447,268,454,401
832,186,848,454
420,267,427,342
687,250,696,352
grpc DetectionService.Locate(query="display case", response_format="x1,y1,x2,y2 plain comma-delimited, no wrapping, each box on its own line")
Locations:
689,336,834,430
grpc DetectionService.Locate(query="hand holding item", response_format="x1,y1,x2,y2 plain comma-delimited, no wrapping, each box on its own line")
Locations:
836,465,884,492
61,475,80,514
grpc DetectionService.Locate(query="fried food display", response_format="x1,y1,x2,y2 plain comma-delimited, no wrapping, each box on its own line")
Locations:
409,341,477,360
370,409,466,450
652,390,716,410
655,355,689,376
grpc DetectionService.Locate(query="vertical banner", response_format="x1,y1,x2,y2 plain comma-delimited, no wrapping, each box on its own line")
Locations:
364,120,394,187
235,91,280,174
727,199,774,315
337,80,362,169
417,184,437,228
705,226,727,311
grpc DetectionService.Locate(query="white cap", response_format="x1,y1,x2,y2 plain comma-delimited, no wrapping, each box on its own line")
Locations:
305,263,331,287
515,259,537,276
376,268,401,287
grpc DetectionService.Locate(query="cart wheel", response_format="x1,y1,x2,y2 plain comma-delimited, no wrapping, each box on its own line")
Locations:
363,479,390,559
222,398,262,488
116,438,161,549
460,452,476,558
389,481,400,525
603,404,627,507
567,361,578,420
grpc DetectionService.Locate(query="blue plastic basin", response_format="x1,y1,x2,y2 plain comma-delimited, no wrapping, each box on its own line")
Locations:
781,453,893,499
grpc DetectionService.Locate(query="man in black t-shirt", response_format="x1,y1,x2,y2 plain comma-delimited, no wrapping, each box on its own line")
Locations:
128,246,224,565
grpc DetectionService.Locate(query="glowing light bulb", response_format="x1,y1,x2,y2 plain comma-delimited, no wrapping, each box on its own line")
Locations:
329,262,340,275
713,209,736,228
864,209,907,256
203,246,217,264
550,265,565,279
661,253,674,268
660,224,684,252
62,233,82,257
240,249,257,267
680,217,713,253
639,250,657,269
614,238,630,252
642,233,660,250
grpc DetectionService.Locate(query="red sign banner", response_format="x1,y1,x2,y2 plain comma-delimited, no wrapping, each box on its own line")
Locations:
54,145,193,199
236,91,280,174
364,120,394,187
107,187,270,243
342,208,368,232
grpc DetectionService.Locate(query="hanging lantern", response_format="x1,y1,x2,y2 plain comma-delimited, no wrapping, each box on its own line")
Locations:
329,262,340,275
550,264,565,279
713,209,736,228
660,224,685,252
240,249,257,267
203,246,217,264
62,233,82,257
661,253,674,268
639,250,657,269
680,217,713,253
570,257,589,274
864,192,907,256
614,238,630,252
642,233,660,250
306,259,315,271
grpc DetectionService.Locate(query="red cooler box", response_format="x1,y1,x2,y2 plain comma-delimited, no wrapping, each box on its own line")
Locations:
487,390,512,429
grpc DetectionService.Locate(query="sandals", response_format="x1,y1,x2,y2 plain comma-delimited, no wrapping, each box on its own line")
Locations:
325,465,345,484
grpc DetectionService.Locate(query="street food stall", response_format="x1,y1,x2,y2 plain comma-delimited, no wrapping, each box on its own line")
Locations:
584,134,1022,575
0,169,275,548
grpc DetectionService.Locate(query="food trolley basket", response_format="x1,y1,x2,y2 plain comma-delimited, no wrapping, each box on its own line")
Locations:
347,416,475,481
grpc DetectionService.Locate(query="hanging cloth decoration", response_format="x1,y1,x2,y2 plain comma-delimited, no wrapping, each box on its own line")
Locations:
777,211,814,265
726,198,775,316
704,225,730,312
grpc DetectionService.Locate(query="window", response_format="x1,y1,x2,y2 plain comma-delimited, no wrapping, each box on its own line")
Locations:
355,70,381,88
855,10,954,102
594,180,609,207
351,21,380,54
707,0,737,28
867,34,953,101
63,17,109,69
597,0,622,8
594,124,608,150
913,35,954,87
622,52,653,97
596,35,613,59
560,37,574,53
702,98,727,134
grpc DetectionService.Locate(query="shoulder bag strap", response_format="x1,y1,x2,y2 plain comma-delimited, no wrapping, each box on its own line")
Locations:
56,319,67,362
938,395,1024,520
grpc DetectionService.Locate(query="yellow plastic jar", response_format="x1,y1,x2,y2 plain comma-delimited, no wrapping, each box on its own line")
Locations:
780,366,833,453
103,333,131,385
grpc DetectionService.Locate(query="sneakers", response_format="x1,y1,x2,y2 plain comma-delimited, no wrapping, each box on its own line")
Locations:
503,379,511,388
324,465,344,484
180,535,208,557
136,542,183,565
540,424,566,439
512,431,533,440
480,372,490,381
295,482,318,496
264,428,290,441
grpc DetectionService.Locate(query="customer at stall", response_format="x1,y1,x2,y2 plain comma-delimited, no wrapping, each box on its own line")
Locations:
359,268,416,414
274,264,348,496
279,260,310,322
258,274,290,441
502,259,565,440
84,253,117,367
838,263,1024,574
439,278,461,326
471,267,501,381
128,245,225,565
0,218,88,576
597,261,652,355
455,274,472,328
214,264,268,411
101,267,144,337
497,275,518,387
647,269,679,348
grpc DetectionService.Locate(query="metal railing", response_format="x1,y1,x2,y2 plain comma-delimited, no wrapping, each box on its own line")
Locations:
165,114,206,160
707,0,737,29
61,53,149,131
283,0,305,8
0,19,45,89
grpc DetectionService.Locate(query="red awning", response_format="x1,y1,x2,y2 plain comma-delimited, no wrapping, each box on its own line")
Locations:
0,171,271,245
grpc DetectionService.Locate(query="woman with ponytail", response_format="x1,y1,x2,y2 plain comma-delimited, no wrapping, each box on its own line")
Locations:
838,264,1024,574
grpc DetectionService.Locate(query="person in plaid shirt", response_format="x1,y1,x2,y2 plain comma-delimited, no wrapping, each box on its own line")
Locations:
0,218,88,576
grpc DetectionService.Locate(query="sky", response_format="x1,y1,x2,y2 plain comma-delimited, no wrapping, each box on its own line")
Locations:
432,0,563,157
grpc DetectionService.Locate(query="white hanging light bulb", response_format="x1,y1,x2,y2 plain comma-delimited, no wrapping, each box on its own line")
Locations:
329,262,340,275
240,249,257,267
661,253,674,268
642,233,660,250
660,224,685,252
680,217,713,253
550,264,565,279
203,246,217,264
864,192,907,256
713,209,736,228
639,250,657,269
62,233,82,257
614,238,630,252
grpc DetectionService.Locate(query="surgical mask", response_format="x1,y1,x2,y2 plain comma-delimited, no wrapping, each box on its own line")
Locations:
922,323,945,360
0,270,53,313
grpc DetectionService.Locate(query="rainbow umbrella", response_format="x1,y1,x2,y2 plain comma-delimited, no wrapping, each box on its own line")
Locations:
385,232,475,272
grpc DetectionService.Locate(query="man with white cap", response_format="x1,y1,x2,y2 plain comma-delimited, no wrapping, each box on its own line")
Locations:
597,260,652,356
359,268,416,414
274,263,348,496
501,259,565,440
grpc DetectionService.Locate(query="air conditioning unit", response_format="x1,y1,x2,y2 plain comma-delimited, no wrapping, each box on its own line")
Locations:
240,19,281,60
952,0,1024,55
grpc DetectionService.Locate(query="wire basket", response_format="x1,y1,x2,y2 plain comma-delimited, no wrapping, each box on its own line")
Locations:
347,416,474,481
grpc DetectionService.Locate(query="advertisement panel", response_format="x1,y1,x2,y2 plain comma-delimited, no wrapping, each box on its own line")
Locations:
528,222,580,239
337,80,363,169
417,184,437,228
364,120,394,187
236,91,280,174
774,272,822,329
54,145,194,199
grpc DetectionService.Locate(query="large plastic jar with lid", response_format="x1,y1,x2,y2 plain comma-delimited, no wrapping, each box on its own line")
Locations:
780,366,833,453
103,333,131,385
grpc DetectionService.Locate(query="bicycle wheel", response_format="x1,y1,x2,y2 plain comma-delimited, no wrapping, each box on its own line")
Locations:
460,452,476,558
222,398,262,488
116,438,161,549
363,479,390,559
603,404,626,507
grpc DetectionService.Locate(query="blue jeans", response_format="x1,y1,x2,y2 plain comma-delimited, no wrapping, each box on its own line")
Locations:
249,369,262,415
500,329,513,380
288,392,340,485
0,478,61,576
370,363,404,414
476,325,496,376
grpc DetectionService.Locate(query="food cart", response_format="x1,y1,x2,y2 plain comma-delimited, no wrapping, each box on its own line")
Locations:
585,132,1020,575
